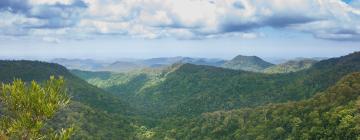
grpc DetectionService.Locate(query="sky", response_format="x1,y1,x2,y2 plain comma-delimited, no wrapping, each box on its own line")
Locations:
0,0,360,60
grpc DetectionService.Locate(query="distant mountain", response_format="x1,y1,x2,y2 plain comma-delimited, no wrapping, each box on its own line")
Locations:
100,61,145,72
263,59,318,73
51,57,226,72
222,55,274,71
265,57,327,64
141,56,184,66
179,57,226,67
142,56,226,67
50,58,107,71
263,57,290,64
293,57,327,61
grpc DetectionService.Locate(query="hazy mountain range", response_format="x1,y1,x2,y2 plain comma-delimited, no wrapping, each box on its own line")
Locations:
51,55,323,74
50,57,226,72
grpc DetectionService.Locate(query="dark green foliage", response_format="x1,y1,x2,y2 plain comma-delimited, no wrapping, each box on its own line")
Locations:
153,72,360,139
0,60,136,139
47,102,137,139
0,60,131,114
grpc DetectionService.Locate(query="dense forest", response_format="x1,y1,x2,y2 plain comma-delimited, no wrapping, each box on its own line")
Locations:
153,72,360,139
0,52,360,139
73,52,360,118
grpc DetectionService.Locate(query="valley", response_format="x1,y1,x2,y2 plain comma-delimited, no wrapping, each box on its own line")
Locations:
1,52,359,139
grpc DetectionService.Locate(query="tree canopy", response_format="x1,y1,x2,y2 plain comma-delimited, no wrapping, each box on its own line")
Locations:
0,76,73,140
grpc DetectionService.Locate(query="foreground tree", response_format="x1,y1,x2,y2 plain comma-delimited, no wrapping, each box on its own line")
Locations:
0,76,74,140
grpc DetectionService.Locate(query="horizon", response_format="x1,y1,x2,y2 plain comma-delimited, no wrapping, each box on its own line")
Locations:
0,46,357,64
0,51,355,65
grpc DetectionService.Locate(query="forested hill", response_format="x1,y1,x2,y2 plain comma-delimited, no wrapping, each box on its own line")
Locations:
74,52,360,118
0,60,138,139
153,72,360,139
0,60,130,114
222,55,274,71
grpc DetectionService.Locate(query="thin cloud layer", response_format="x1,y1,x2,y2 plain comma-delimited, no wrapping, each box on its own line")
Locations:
0,0,359,41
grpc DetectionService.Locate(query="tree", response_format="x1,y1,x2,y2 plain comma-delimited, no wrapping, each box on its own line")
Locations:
0,76,74,140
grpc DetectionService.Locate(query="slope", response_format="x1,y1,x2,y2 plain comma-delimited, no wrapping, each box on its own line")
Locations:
153,72,360,139
0,60,137,139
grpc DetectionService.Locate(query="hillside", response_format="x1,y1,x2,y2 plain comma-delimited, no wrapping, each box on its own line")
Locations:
153,72,360,139
0,60,138,139
0,60,131,114
263,59,318,73
71,63,182,96
222,55,274,71
74,52,360,118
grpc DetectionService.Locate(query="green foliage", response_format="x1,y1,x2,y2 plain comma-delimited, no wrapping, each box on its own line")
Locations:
0,60,131,114
152,72,360,139
1,52,360,139
0,76,73,140
73,52,360,118
0,60,137,139
70,70,112,80
47,102,138,139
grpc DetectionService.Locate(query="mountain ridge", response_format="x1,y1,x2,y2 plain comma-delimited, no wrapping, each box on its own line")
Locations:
73,52,360,118
222,55,274,71
263,59,318,73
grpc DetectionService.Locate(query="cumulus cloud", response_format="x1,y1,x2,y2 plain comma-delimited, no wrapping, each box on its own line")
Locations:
0,0,359,41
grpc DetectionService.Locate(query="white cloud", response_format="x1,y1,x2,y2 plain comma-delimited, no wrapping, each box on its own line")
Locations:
29,0,74,5
1,0,360,41
42,36,61,43
0,11,44,36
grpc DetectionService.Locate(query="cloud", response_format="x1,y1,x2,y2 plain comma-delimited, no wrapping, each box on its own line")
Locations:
0,0,360,41
0,0,30,13
42,36,61,43
29,1,87,28
0,0,87,39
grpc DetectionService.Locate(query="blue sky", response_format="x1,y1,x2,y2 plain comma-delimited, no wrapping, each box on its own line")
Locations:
0,0,360,60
